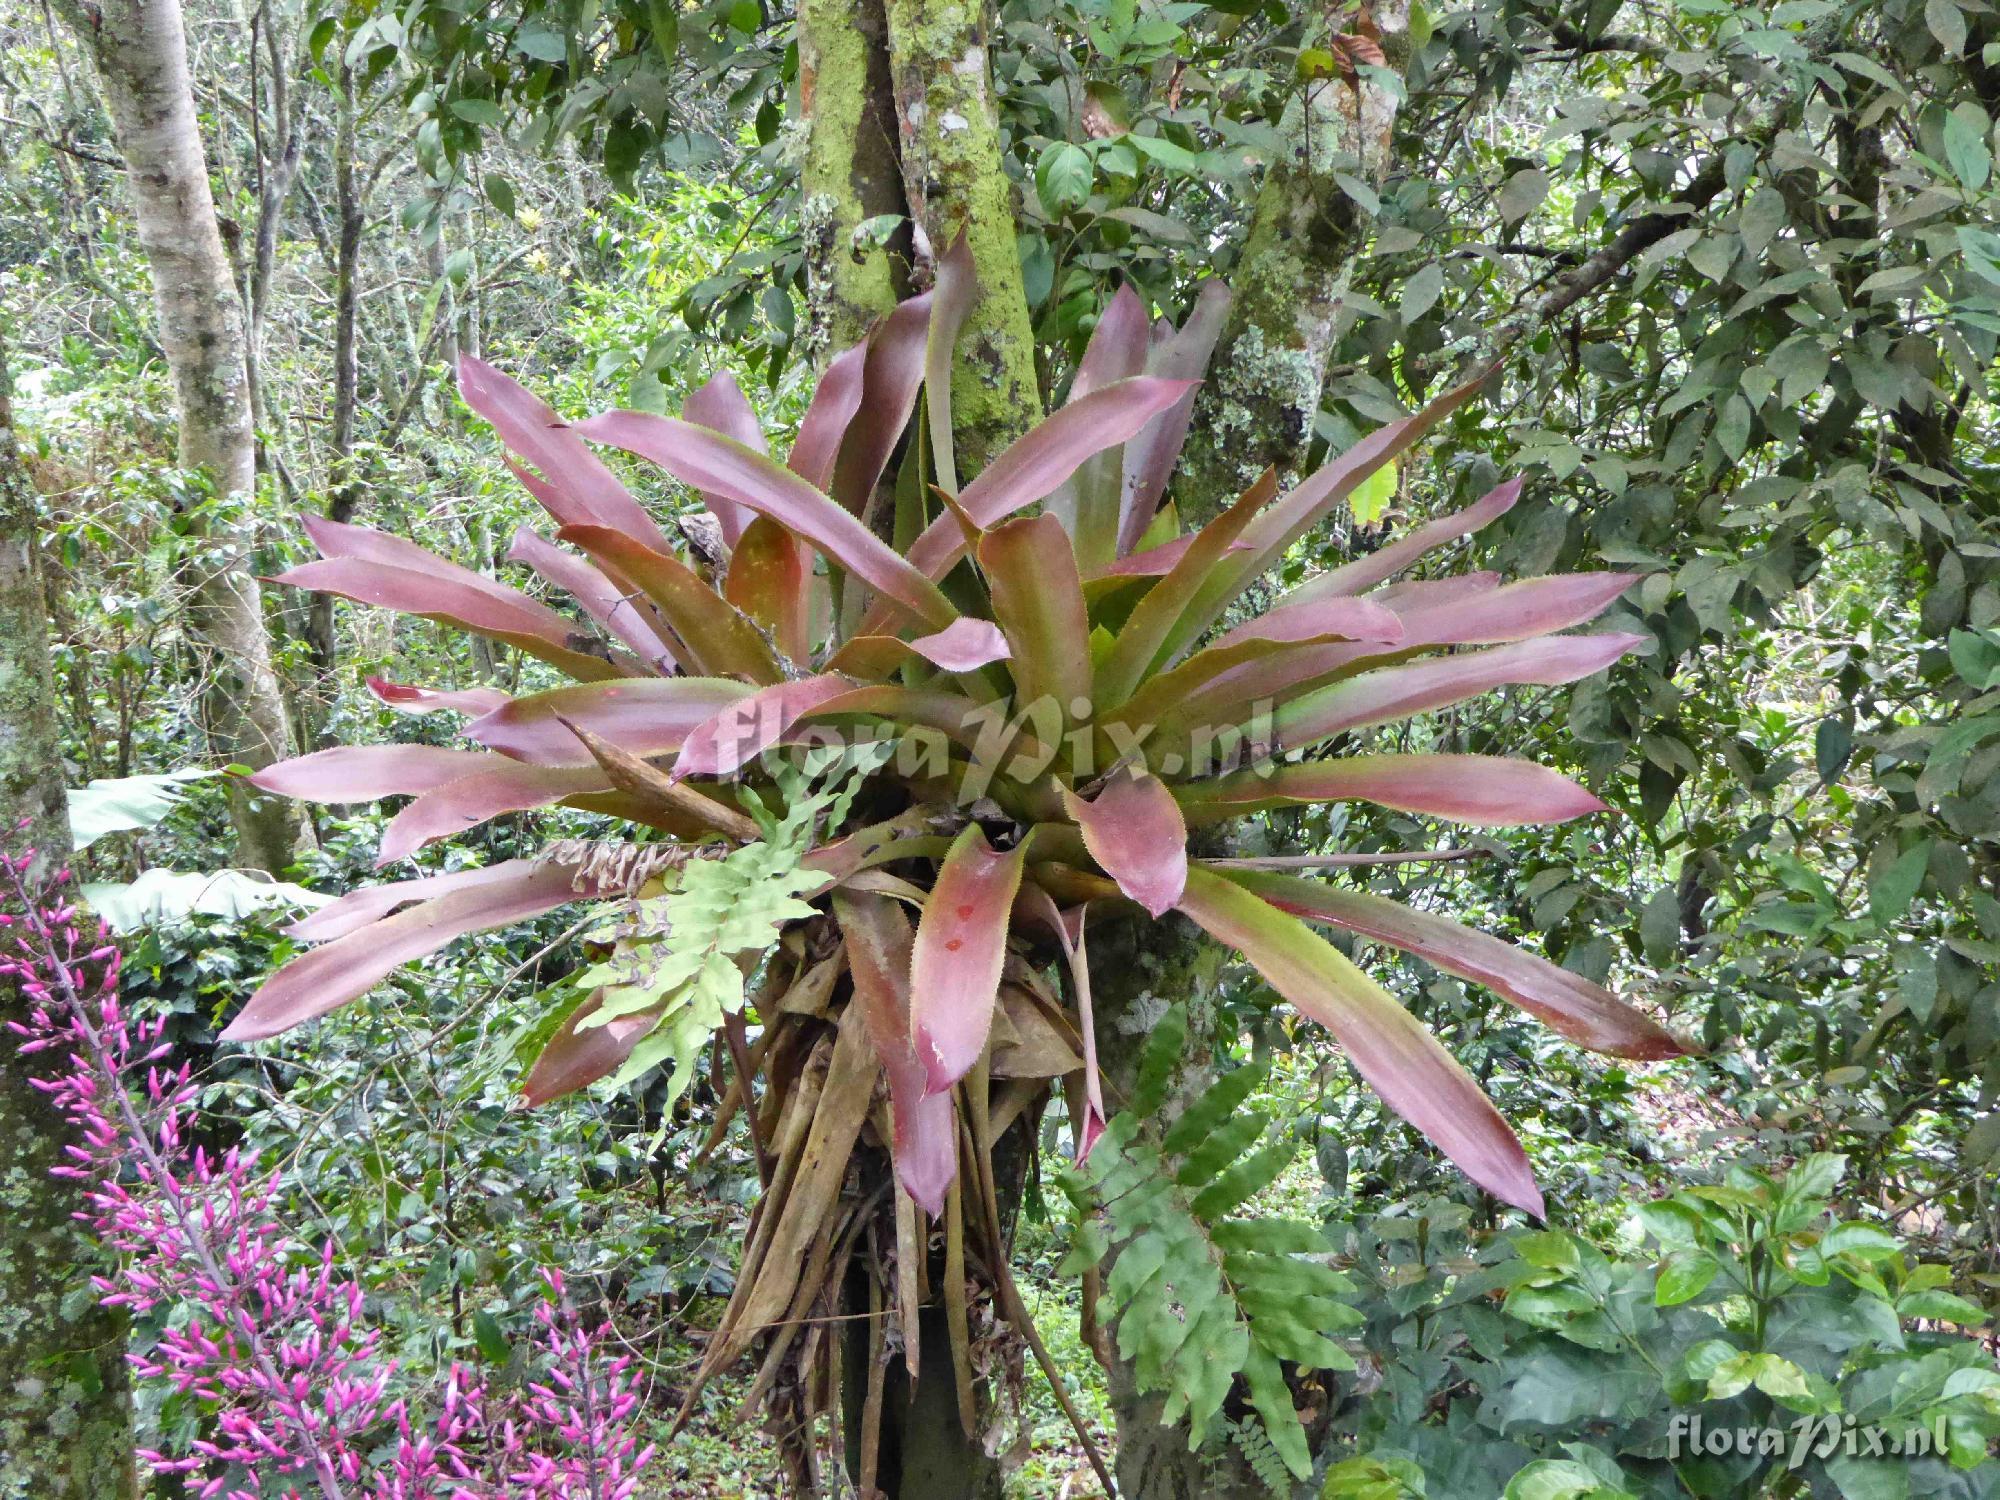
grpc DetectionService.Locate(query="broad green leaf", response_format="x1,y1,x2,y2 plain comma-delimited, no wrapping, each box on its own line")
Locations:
1654,1249,1721,1306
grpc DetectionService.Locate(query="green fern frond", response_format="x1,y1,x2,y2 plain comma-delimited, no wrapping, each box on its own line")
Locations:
570,745,882,1112
1228,1414,1297,1496
1063,1003,1360,1482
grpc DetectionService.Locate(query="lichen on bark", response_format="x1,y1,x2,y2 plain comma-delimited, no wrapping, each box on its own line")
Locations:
1180,5,1413,525
798,0,911,355
880,0,1042,471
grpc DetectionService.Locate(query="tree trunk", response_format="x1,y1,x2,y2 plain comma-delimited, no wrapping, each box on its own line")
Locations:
305,59,361,683
798,0,910,355
1178,5,1411,511
879,0,1042,469
0,330,138,1500
1086,910,1286,1500
57,0,304,874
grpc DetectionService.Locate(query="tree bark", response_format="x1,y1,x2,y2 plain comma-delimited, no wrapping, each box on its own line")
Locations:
1179,4,1412,513
798,0,910,355
0,329,138,1500
56,0,304,873
879,0,1043,470
1086,910,1286,1500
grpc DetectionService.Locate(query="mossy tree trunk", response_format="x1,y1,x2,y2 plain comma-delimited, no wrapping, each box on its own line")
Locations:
879,0,1043,471
1178,5,1413,511
799,0,911,355
0,330,137,1500
53,0,304,874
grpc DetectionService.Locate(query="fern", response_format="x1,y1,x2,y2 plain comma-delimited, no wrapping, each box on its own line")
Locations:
575,744,885,1109
1228,1415,1297,1496
1061,1002,1359,1482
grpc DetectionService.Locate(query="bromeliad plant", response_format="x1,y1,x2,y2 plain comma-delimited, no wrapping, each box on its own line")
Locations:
226,242,1688,1479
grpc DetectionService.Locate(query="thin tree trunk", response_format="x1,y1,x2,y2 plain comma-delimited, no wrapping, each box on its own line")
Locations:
1179,4,1412,512
305,59,360,680
0,328,138,1500
56,0,304,873
879,0,1042,471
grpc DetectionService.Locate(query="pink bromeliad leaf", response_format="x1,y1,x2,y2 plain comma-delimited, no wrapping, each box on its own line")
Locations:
222,861,612,1041
681,369,766,547
910,825,1032,1095
249,745,493,802
980,512,1093,720
1015,883,1105,1159
1278,475,1523,608
378,762,616,865
575,408,958,630
366,677,512,719
287,862,541,942
788,339,869,492
270,557,626,683
673,675,857,779
506,526,680,672
886,377,1197,599
1051,282,1149,565
723,516,814,666
458,355,678,555
463,678,753,762
1095,468,1278,709
1172,372,1496,653
1118,280,1230,554
1177,865,1544,1217
834,890,958,1216
556,524,782,683
1061,769,1188,918
823,618,1013,680
1224,868,1690,1061
1179,753,1608,828
828,293,934,514
521,989,664,1107
1273,633,1649,750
